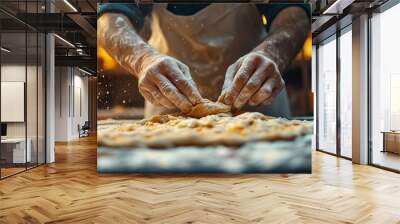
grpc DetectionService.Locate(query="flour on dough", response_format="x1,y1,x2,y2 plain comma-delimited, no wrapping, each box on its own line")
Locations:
98,112,313,148
185,99,231,118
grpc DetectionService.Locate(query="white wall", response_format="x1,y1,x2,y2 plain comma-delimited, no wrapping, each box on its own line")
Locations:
1,65,28,138
72,73,89,138
352,14,369,164
55,66,69,141
46,33,56,163
54,67,89,141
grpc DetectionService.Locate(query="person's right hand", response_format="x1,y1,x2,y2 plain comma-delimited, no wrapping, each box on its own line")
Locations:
137,53,203,113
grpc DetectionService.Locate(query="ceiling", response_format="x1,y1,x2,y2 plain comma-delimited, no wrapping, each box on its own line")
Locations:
0,0,392,74
0,0,97,73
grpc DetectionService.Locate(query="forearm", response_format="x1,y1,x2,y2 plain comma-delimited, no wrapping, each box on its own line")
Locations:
97,13,157,78
254,7,310,73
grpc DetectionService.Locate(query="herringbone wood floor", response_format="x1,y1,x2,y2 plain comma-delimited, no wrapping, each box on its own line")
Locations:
1,135,400,224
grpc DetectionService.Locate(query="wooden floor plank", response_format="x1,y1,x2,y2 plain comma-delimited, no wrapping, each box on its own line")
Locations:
0,135,400,224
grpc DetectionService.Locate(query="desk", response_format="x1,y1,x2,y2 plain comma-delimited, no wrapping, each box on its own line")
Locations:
1,138,31,163
382,131,400,154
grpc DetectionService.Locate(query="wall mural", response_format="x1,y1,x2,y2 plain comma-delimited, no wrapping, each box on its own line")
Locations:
97,2,312,173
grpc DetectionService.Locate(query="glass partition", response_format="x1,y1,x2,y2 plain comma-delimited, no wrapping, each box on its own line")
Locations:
38,32,45,165
27,31,38,169
317,35,337,154
339,27,352,158
370,3,400,171
0,31,28,177
0,0,46,179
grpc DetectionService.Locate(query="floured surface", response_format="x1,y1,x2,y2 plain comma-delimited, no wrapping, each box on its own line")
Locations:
98,112,313,148
98,135,311,173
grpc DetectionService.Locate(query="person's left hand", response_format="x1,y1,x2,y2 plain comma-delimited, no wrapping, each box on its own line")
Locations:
219,51,285,109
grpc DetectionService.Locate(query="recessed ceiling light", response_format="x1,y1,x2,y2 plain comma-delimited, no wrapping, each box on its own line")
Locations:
323,0,354,15
54,34,75,48
63,0,78,12
78,67,94,76
1,47,11,53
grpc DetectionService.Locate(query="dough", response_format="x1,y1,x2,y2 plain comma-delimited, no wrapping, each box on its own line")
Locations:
185,99,231,118
98,112,313,148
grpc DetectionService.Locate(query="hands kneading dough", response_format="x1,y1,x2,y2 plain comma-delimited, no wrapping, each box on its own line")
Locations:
137,53,231,118
138,51,285,114
137,50,283,116
220,51,285,109
137,53,203,113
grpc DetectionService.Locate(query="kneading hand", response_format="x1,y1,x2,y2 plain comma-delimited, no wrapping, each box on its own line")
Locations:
98,14,203,113
219,51,285,109
137,54,203,113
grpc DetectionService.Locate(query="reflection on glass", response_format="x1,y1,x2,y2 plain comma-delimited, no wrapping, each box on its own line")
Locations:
38,33,46,165
339,29,352,158
1,32,27,177
317,37,337,154
27,32,38,169
371,3,400,171
312,45,317,150
0,0,47,179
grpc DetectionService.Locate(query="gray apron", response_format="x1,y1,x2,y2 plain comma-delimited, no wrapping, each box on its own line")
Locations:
145,3,290,118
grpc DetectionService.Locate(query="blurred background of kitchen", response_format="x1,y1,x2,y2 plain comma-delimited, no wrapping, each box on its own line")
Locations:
97,3,313,120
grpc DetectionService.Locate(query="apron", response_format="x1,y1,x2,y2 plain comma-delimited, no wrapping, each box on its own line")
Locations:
145,3,291,118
